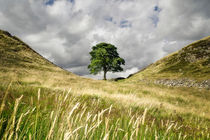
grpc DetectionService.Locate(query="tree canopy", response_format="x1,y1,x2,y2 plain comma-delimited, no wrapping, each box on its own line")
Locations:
88,42,125,80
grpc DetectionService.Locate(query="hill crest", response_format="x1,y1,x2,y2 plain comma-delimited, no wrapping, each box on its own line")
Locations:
0,29,83,87
128,36,210,88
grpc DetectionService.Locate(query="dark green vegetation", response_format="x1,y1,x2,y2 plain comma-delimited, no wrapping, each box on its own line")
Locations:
88,43,125,80
0,29,210,139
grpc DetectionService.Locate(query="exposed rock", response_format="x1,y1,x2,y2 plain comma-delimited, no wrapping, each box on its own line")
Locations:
138,78,210,89
154,79,210,89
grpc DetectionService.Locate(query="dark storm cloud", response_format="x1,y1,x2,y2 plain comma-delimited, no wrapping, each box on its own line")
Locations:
0,0,209,79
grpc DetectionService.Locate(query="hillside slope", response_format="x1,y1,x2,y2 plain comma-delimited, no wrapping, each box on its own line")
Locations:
0,30,53,68
0,29,88,87
128,36,210,88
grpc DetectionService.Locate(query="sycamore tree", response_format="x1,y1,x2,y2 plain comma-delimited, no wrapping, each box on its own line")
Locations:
88,42,125,80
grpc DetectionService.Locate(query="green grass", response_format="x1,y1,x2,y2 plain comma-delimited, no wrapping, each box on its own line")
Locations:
0,83,210,139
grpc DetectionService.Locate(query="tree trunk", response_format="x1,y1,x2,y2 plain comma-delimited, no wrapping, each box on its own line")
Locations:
103,70,107,80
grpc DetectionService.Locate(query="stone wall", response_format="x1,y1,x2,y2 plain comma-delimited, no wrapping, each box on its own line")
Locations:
154,79,210,89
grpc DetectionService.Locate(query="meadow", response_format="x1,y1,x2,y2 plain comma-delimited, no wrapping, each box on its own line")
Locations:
0,79,209,140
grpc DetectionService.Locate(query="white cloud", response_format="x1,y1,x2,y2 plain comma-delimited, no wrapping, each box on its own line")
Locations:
0,0,209,79
46,0,73,17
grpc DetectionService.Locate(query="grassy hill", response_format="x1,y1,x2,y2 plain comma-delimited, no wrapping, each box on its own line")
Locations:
0,29,86,87
0,29,210,139
127,36,210,88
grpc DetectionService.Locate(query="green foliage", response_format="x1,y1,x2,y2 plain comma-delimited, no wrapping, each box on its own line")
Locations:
88,43,125,80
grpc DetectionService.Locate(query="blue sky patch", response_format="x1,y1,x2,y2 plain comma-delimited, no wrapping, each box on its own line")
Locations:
45,0,74,6
154,6,161,12
151,5,161,27
68,0,75,4
120,20,132,28
104,16,113,22
45,0,54,5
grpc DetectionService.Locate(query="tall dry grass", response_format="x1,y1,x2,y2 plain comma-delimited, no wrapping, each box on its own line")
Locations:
0,84,209,140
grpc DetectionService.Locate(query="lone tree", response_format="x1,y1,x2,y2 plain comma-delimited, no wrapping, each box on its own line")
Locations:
88,42,125,80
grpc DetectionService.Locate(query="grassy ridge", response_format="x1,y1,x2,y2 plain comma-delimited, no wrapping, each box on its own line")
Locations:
0,30,52,68
128,36,210,81
0,29,86,87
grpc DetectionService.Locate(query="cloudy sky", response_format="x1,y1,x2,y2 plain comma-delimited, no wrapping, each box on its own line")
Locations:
0,0,210,79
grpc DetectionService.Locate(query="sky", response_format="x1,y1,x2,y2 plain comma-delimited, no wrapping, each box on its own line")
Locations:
0,0,210,79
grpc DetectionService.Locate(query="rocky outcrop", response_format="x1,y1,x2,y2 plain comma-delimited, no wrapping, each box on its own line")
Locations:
154,79,210,89
138,78,210,89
